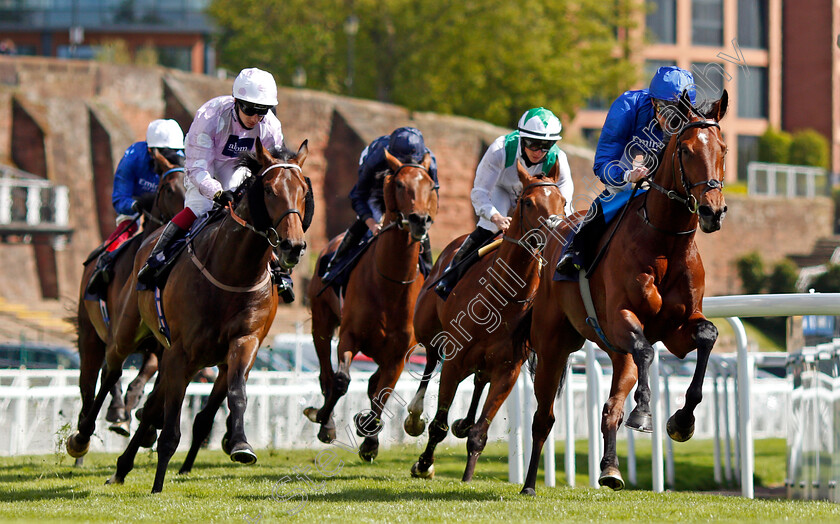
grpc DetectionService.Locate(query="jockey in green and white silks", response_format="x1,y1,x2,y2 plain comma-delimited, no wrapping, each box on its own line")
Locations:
435,107,574,299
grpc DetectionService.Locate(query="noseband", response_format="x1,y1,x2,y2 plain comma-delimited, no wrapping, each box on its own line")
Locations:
646,120,723,214
227,162,304,248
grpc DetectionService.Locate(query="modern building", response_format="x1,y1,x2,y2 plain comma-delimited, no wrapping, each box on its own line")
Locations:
570,0,783,182
0,0,215,74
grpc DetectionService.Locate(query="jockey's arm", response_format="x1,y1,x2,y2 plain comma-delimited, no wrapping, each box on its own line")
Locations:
111,143,146,216
470,142,505,224
184,106,222,200
593,94,636,189
554,151,575,216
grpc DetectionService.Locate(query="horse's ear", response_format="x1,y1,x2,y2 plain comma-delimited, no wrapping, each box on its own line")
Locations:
295,139,309,168
547,156,560,182
515,159,534,187
420,152,431,171
384,148,402,173
383,173,397,212
255,137,274,167
150,148,169,172
678,89,693,118
707,89,729,122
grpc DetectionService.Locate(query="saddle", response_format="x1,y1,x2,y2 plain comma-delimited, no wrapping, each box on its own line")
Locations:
83,236,139,301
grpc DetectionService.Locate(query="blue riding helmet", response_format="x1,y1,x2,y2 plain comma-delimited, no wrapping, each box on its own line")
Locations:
649,66,696,104
387,127,426,164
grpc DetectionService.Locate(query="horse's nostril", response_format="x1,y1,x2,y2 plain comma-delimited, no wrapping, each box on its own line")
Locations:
698,206,714,218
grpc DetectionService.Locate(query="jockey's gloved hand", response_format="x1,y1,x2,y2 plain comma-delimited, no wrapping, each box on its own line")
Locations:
131,200,142,213
133,191,156,212
213,190,235,207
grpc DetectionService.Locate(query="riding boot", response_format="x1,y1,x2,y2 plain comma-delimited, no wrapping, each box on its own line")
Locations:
270,257,295,304
555,243,580,276
85,252,114,296
137,221,185,287
420,236,433,271
322,224,363,284
433,235,481,300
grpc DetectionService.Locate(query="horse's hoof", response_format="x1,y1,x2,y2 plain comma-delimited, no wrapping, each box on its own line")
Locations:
66,432,90,458
230,443,258,465
598,466,625,491
303,406,319,423
135,408,144,422
520,487,537,497
451,418,472,439
667,413,695,442
221,433,232,455
410,461,434,479
403,414,426,437
108,420,131,437
139,427,157,448
625,409,653,433
317,421,336,444
177,465,191,476
359,440,379,462
105,474,123,485
354,412,383,438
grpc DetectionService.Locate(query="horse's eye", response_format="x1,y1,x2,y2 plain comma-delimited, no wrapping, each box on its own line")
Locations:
524,200,533,208
396,181,406,190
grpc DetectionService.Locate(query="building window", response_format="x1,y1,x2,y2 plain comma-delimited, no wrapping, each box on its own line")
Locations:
738,135,760,179
646,0,676,44
56,45,99,60
645,59,677,81
691,62,727,109
158,46,192,72
692,0,724,46
738,0,768,49
738,66,768,118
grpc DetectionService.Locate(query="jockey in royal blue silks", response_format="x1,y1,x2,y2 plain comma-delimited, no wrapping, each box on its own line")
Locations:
321,127,439,284
555,66,697,278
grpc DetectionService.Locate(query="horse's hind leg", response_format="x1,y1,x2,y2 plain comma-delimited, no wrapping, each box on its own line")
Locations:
453,375,487,439
106,375,131,436
599,352,637,491
108,381,165,485
179,366,228,475
411,361,461,479
314,343,353,443
152,346,190,494
304,305,339,443
68,362,123,458
355,357,406,462
125,351,159,412
665,317,718,442
462,366,519,482
614,316,655,433
73,310,105,455
223,337,261,466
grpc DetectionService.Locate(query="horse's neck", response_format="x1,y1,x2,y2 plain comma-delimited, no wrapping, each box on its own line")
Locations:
645,150,699,235
375,226,420,280
199,214,272,282
494,224,541,298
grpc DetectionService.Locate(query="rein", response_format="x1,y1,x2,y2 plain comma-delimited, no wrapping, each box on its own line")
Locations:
226,162,303,247
147,167,186,227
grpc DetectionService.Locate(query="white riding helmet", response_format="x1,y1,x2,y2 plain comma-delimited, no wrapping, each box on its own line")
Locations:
517,107,562,141
232,67,279,106
145,119,184,149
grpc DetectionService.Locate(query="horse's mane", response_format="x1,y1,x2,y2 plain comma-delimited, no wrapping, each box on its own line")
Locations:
237,145,296,178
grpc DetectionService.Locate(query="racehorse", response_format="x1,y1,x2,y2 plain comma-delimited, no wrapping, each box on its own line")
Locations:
406,160,566,481
305,149,437,461
73,150,184,444
519,91,729,495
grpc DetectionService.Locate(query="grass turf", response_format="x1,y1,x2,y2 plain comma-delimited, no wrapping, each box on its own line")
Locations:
0,438,837,522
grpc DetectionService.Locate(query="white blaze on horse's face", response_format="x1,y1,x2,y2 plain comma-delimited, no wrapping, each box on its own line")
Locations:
696,131,708,145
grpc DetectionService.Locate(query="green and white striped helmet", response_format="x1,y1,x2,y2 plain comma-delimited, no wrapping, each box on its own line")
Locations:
517,107,562,141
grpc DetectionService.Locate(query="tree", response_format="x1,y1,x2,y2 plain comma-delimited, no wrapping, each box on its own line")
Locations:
766,259,799,294
757,127,792,164
789,129,830,169
811,265,840,293
207,0,639,128
736,251,766,294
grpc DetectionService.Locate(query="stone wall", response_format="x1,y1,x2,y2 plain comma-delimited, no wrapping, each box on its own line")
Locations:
0,55,834,303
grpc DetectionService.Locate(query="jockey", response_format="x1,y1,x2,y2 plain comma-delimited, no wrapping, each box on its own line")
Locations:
85,119,184,295
321,127,439,283
434,107,574,299
555,66,697,276
136,67,294,302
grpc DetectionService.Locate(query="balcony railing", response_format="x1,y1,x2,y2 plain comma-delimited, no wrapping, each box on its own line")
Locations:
746,161,828,198
0,165,72,249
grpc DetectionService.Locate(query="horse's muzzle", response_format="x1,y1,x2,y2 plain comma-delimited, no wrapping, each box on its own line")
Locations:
278,239,306,268
698,204,727,233
407,213,433,242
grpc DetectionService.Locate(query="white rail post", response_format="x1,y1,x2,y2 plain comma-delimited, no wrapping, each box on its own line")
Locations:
651,343,664,493
585,341,601,487
712,370,723,484
544,381,556,487
564,360,575,487
507,372,524,484
728,317,754,499
626,393,637,487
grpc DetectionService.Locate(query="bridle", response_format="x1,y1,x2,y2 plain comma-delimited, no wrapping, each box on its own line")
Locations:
147,166,185,227
226,162,305,247
502,179,564,250
640,119,724,235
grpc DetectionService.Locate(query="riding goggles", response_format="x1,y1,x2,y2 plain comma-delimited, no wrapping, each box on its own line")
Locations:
237,100,272,117
521,137,555,152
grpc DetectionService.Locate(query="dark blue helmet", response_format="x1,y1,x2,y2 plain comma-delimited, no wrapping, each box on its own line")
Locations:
387,127,425,164
649,66,696,105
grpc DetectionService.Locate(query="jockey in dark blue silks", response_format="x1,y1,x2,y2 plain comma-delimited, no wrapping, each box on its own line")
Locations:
321,127,439,284
555,66,697,277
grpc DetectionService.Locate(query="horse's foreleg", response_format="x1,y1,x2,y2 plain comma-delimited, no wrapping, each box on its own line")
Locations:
666,317,718,442
109,382,165,485
522,347,572,496
404,343,439,437
179,366,228,475
411,362,460,479
152,347,189,494
599,352,637,491
125,351,159,412
613,312,654,433
68,363,123,457
356,358,406,462
463,366,520,482
453,375,487,439
105,368,128,424
304,305,338,432
315,346,353,443
224,337,260,466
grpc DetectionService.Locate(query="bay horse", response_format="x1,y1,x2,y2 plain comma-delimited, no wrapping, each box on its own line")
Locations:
73,150,184,444
407,160,566,481
519,91,729,495
305,149,437,461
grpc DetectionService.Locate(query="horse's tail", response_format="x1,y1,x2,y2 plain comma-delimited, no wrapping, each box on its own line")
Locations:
512,308,535,380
